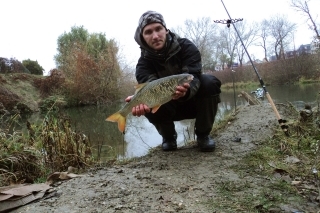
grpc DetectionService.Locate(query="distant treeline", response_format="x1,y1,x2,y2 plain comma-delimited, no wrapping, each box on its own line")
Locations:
212,53,320,86
0,57,44,75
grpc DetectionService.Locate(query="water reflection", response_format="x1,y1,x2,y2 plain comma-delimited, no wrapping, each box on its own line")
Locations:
117,83,320,158
124,115,195,158
10,83,320,160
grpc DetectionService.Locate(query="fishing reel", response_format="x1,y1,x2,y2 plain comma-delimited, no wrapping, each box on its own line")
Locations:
251,88,265,100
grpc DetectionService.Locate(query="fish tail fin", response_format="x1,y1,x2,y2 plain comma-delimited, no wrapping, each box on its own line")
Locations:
106,112,126,133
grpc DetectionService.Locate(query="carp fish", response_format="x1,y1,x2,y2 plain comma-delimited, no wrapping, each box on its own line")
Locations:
106,74,194,133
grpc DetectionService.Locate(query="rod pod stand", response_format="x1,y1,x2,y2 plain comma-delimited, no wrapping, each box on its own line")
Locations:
220,0,288,134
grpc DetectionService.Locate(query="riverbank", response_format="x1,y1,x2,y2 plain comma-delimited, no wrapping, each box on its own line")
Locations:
8,104,320,213
1,72,320,212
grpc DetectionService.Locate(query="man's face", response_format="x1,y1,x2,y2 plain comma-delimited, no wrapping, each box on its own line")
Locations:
142,23,168,51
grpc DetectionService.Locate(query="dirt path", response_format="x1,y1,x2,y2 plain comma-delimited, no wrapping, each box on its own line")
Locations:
10,105,318,213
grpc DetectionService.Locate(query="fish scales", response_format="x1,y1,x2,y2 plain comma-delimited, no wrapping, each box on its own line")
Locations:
120,75,187,114
106,74,194,133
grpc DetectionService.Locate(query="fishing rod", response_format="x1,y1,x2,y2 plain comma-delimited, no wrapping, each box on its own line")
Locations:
220,0,288,134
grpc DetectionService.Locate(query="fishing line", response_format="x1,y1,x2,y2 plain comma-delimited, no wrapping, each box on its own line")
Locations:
220,0,288,134
228,26,237,113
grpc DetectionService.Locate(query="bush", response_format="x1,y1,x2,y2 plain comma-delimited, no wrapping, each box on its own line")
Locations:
54,26,122,105
22,59,44,75
33,69,65,97
0,57,30,74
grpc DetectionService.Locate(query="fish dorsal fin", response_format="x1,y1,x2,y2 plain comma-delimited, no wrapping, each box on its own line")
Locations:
134,83,148,94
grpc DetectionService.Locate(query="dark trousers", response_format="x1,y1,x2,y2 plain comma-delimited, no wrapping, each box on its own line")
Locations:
145,74,221,139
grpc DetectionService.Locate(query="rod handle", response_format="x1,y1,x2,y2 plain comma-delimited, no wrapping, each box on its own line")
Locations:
265,92,281,120
265,92,288,133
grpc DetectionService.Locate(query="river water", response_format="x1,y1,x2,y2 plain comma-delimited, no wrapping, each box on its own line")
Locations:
19,83,320,160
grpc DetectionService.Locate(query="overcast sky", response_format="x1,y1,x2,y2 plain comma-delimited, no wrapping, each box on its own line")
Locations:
1,0,319,75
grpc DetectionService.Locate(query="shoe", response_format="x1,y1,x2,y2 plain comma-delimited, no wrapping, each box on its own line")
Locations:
197,135,215,152
162,135,177,151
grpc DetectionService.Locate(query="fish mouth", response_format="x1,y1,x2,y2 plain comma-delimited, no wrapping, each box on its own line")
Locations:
178,74,194,85
188,75,194,81
185,75,194,83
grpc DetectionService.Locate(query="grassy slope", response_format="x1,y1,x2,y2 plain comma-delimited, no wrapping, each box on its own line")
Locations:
0,73,43,112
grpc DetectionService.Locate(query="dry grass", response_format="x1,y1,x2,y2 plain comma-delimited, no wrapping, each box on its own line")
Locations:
206,98,320,211
0,112,94,187
39,114,93,172
234,102,320,211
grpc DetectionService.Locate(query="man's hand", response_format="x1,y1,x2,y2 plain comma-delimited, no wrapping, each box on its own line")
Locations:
125,95,151,117
172,83,190,100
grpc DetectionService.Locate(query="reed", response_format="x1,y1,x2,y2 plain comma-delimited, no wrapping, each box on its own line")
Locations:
0,111,94,186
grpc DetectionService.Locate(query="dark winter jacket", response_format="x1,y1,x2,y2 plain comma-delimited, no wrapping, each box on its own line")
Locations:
134,30,202,100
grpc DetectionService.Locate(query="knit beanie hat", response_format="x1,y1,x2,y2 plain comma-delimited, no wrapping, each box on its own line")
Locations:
134,11,169,50
137,11,167,34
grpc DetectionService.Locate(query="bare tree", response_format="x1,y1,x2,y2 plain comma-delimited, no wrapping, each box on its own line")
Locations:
291,0,320,51
234,21,260,65
219,20,259,67
172,17,219,71
256,19,270,61
219,26,239,68
291,0,319,38
215,34,230,70
267,15,297,60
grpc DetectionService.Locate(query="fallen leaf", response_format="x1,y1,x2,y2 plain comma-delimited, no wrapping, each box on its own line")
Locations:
284,156,300,164
59,172,71,180
268,162,277,168
281,175,292,183
291,181,301,185
46,172,84,185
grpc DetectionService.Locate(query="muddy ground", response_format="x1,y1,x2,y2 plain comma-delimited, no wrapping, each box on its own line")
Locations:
10,104,319,213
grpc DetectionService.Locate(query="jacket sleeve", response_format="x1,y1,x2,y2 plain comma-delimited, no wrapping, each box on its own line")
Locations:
178,38,202,100
135,57,158,84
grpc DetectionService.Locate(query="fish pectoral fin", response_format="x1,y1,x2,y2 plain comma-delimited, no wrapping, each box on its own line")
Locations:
134,83,148,94
151,105,161,113
106,112,126,133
